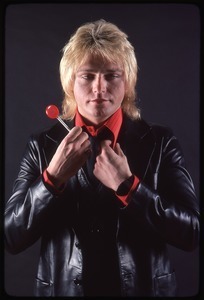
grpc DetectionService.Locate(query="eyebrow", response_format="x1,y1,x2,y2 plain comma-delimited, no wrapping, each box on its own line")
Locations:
76,68,123,73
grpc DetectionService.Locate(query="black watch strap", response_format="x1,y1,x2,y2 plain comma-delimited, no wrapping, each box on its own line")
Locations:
116,175,134,196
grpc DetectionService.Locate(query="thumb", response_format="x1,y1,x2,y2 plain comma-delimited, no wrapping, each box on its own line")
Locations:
100,139,115,157
114,143,125,157
100,139,112,148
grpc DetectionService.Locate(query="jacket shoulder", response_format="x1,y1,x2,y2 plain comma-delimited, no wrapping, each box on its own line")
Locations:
127,116,175,139
148,122,174,138
28,120,71,147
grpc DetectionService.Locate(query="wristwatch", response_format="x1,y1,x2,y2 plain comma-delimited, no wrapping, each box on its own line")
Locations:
116,175,134,196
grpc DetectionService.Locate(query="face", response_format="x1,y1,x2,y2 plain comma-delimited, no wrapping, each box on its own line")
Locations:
73,56,126,126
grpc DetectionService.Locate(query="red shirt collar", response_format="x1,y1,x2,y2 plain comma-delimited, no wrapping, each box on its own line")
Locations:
75,108,123,148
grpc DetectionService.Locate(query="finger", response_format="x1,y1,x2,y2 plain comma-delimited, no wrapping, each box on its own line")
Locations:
100,139,117,160
100,139,112,150
114,143,125,157
75,131,90,146
81,138,92,153
64,126,82,142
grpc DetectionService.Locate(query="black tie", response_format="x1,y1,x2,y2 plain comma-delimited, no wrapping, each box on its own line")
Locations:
85,135,100,186
84,128,114,187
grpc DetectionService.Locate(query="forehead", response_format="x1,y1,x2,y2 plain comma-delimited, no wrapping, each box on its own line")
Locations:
77,55,123,72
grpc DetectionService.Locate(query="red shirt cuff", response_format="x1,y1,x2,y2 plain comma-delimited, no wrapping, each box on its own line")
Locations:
43,169,64,194
116,175,140,206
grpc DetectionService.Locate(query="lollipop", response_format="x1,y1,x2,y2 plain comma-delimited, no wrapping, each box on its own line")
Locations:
46,105,70,132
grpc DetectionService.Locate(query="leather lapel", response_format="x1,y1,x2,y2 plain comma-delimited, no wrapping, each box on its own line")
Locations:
118,117,156,181
42,119,74,166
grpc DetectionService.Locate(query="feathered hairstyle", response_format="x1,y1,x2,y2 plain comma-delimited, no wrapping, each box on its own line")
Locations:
59,19,140,120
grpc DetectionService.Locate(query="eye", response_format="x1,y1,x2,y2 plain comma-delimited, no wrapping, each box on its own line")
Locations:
105,73,120,81
81,74,95,80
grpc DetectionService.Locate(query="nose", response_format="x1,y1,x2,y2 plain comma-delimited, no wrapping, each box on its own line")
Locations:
93,75,106,94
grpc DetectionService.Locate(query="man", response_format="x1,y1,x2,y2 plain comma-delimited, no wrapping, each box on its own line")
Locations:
4,19,199,297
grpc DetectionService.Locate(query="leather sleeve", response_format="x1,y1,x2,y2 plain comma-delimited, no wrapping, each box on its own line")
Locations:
122,132,200,252
4,135,59,254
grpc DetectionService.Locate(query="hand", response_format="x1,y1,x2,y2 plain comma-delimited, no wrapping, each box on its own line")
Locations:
47,126,91,188
93,140,132,191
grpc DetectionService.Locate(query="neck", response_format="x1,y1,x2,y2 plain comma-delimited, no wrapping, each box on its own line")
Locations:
80,116,108,128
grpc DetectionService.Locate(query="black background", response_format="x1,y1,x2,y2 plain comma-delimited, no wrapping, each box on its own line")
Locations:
4,3,200,297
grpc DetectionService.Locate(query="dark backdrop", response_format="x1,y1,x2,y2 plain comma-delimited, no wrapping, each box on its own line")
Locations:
4,3,200,297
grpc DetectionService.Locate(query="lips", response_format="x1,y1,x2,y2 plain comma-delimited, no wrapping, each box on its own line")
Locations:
90,99,108,103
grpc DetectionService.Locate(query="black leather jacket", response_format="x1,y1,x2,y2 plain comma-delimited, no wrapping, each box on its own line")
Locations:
4,116,199,297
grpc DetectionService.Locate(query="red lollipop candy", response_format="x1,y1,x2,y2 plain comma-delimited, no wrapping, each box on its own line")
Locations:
46,105,59,119
45,104,70,132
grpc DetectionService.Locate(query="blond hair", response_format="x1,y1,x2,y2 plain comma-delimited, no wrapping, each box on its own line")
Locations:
59,19,140,120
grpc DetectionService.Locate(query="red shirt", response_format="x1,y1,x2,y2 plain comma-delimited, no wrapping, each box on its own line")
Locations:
75,107,122,149
43,108,140,206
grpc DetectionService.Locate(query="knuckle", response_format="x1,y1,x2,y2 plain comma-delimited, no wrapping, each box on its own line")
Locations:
81,131,89,140
73,126,82,133
68,126,82,138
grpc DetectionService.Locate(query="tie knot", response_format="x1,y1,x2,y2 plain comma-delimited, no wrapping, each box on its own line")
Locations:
97,127,114,144
83,127,114,186
89,127,114,154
